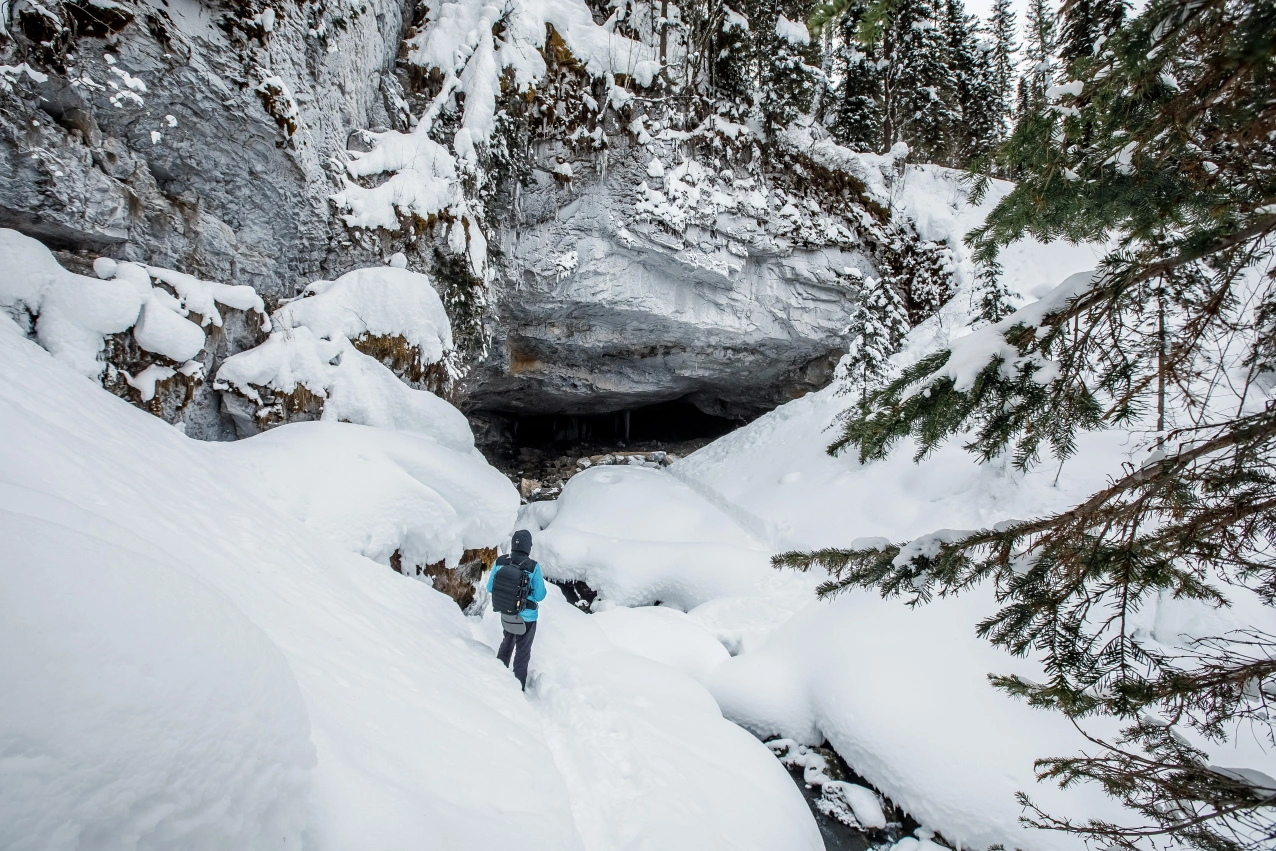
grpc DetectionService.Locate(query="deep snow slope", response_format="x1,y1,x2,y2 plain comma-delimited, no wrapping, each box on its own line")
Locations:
0,317,583,849
472,591,823,851
0,306,827,848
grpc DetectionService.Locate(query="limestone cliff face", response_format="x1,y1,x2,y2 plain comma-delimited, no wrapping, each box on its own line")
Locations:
0,0,940,440
2,0,406,292
471,140,864,421
2,0,412,437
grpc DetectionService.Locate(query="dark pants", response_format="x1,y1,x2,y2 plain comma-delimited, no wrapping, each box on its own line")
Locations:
497,619,538,690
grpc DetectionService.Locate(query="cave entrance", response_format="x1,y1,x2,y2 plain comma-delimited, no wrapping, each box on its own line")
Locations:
471,397,754,500
509,398,741,450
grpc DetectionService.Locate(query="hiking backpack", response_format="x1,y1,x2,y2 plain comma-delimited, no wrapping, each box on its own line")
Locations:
490,554,537,616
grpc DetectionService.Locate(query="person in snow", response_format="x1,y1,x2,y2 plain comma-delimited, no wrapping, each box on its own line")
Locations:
487,529,547,690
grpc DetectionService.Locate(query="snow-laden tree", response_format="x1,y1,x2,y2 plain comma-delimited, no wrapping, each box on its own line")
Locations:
826,0,884,152
1021,0,1058,109
780,1,1276,848
972,257,1017,325
842,273,910,395
1059,0,1126,69
761,1,821,129
987,0,1018,127
871,0,960,164
819,0,1007,167
941,0,1002,166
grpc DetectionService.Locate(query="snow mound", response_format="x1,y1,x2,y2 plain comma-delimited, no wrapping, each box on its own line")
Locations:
0,318,578,849
590,604,730,684
534,465,777,610
146,266,269,331
275,266,453,365
215,263,471,446
0,228,271,380
234,421,517,568
0,228,145,378
687,595,800,656
132,281,207,361
215,328,474,450
708,589,1130,851
0,515,313,851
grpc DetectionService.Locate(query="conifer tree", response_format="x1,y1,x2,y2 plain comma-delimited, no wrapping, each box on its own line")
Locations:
988,0,1017,105
987,0,1017,135
942,0,1001,166
1058,0,1126,68
827,0,884,151
867,0,959,161
973,258,1016,324
760,0,820,130
1019,0,1058,111
780,1,1276,848
710,0,761,121
843,273,910,394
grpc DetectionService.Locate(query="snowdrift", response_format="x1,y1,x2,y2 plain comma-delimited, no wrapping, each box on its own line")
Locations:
532,465,815,611
0,318,583,849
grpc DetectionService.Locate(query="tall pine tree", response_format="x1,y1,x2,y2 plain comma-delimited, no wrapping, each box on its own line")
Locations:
761,0,821,130
987,0,1017,137
1019,0,1058,113
710,0,760,120
827,0,884,151
1058,0,1126,68
869,0,959,162
941,0,1000,166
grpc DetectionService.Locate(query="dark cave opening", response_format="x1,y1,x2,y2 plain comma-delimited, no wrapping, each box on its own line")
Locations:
469,397,760,499
504,398,743,450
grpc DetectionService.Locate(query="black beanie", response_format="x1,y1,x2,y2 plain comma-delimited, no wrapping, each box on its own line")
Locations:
511,529,533,555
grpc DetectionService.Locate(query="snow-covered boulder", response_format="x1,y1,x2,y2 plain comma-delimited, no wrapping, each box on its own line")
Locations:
215,327,472,445
533,465,777,610
274,266,453,367
230,420,517,569
0,228,145,378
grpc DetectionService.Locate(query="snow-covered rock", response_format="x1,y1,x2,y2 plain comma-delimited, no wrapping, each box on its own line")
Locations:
533,465,784,610
471,141,879,419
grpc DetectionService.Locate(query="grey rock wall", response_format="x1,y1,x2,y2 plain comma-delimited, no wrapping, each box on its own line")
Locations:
2,0,412,437
467,141,865,421
2,0,871,440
